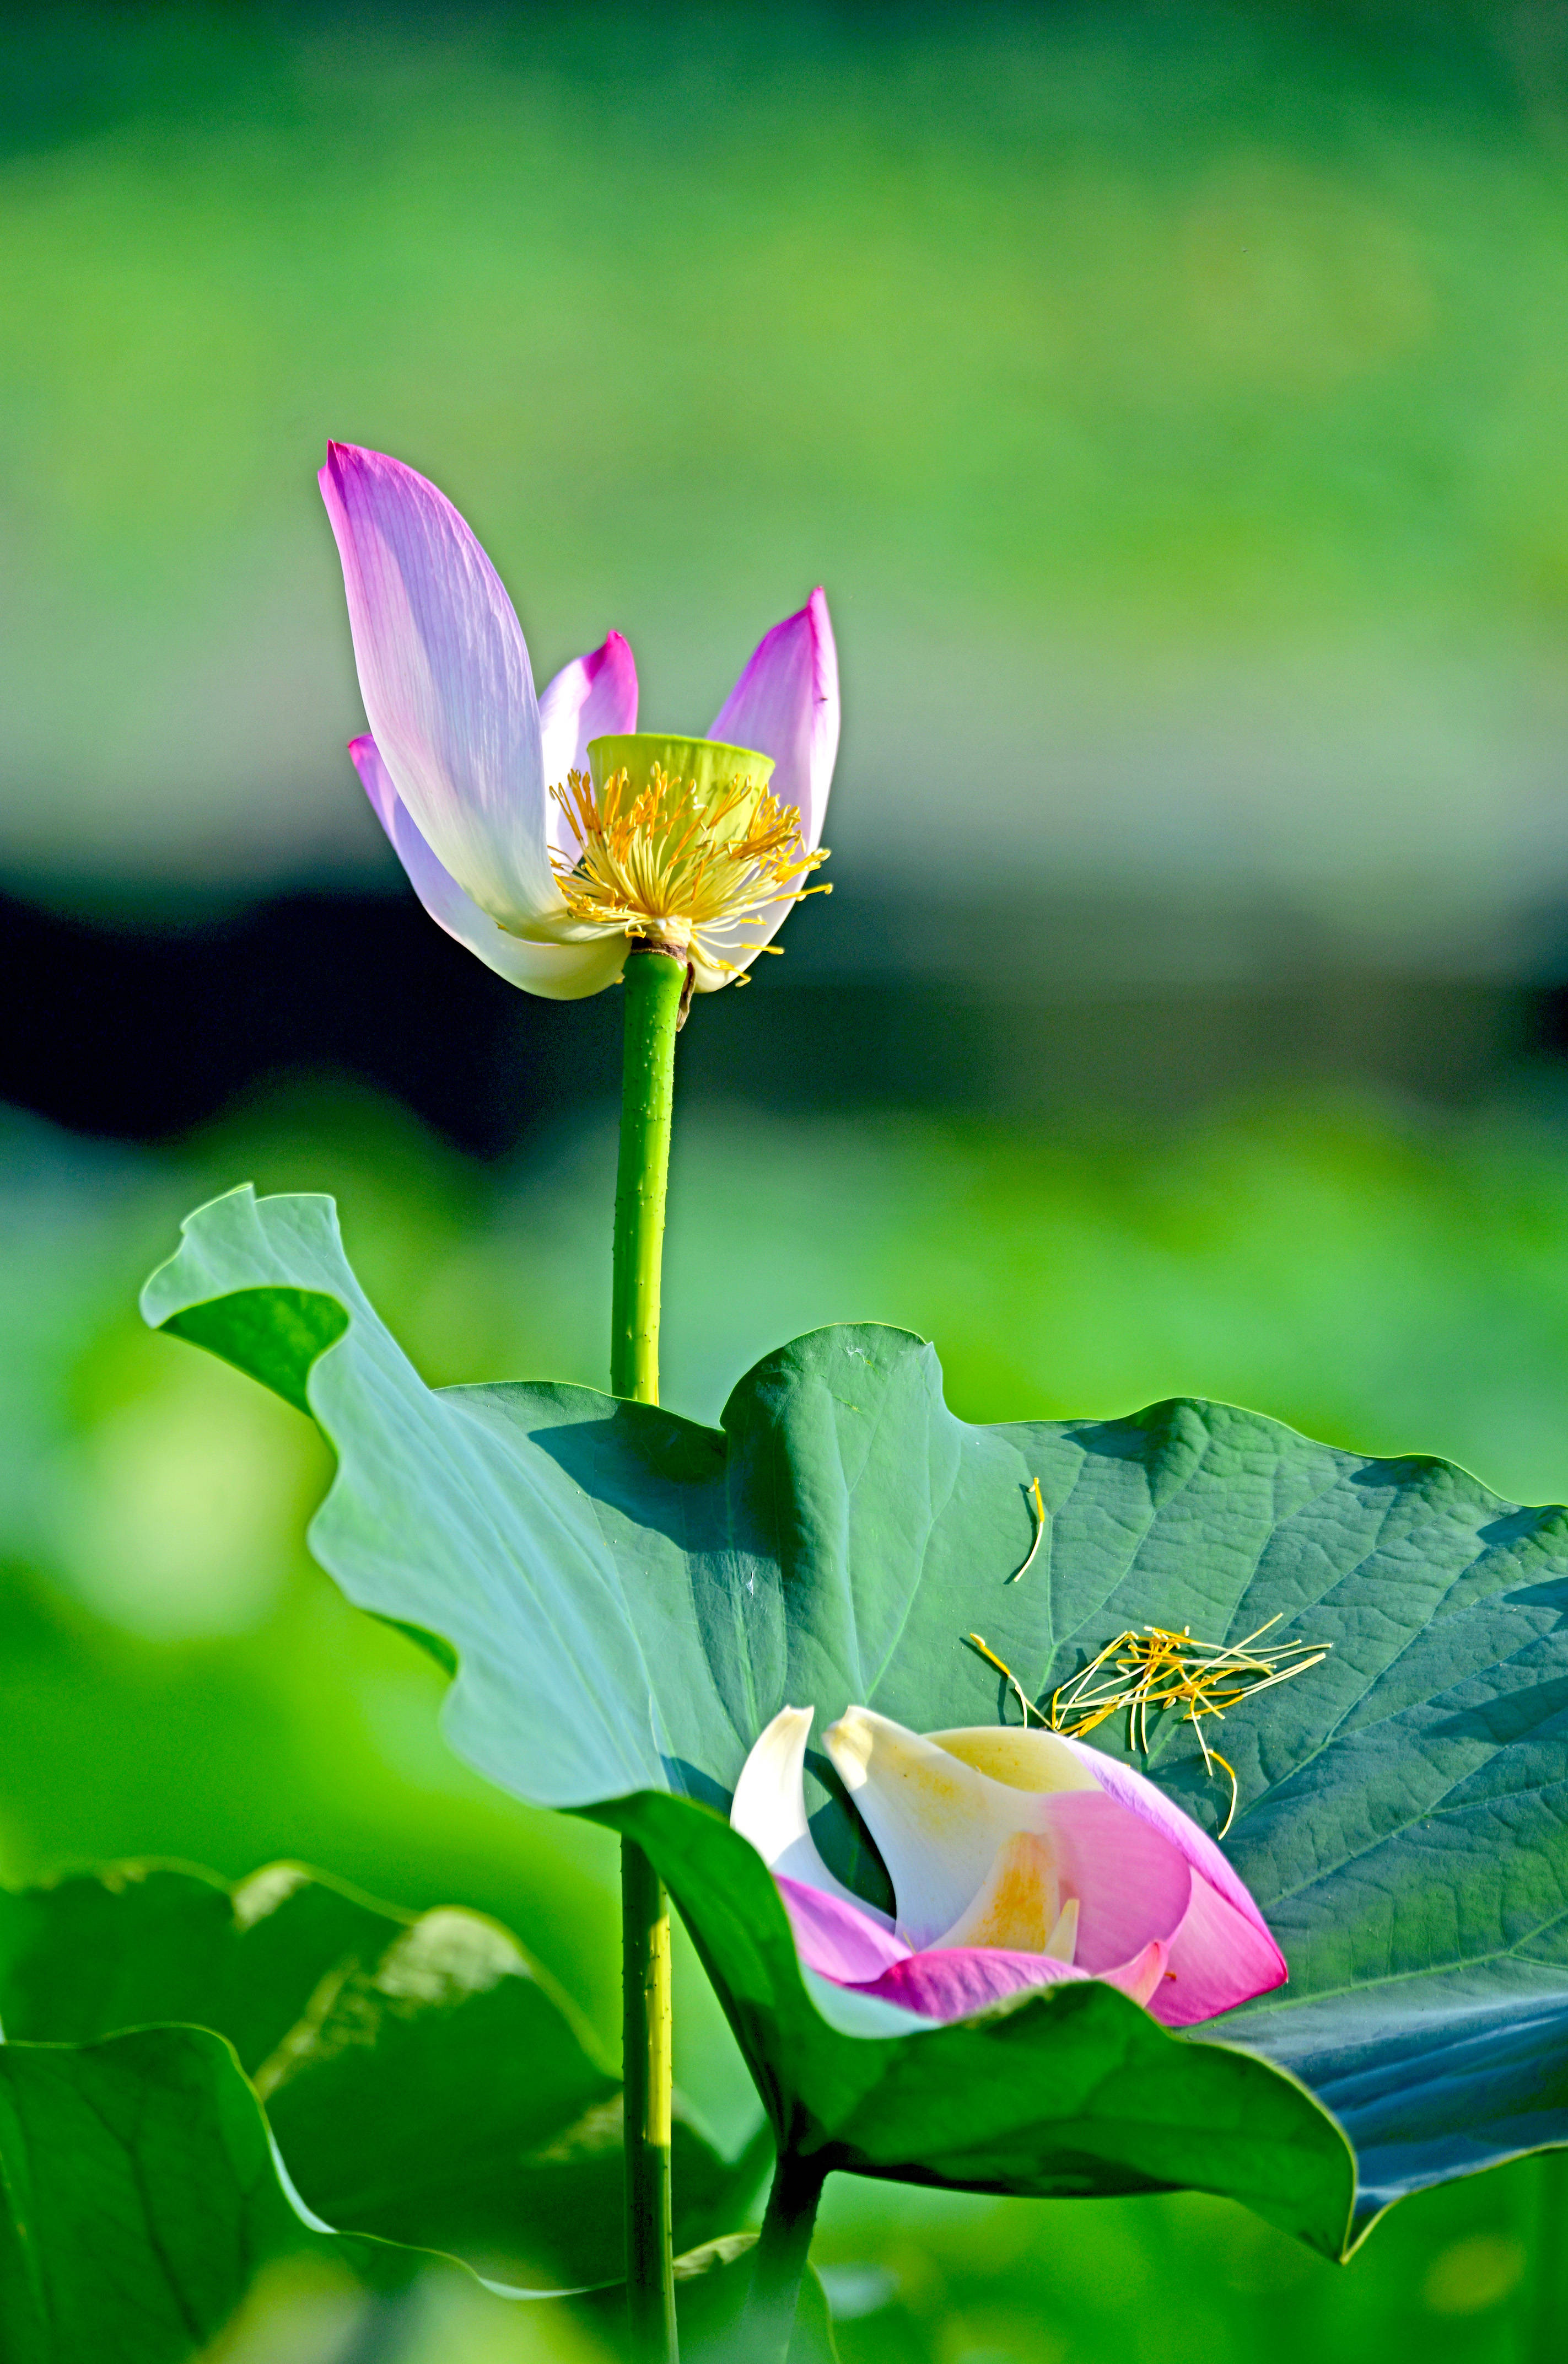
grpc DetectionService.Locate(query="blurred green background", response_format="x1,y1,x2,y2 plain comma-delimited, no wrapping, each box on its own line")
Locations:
6,2,1568,2357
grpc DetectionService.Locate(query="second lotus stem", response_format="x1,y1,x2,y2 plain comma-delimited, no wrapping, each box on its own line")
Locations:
743,2150,828,2363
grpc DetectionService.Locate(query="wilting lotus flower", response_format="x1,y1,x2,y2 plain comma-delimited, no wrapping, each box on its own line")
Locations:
319,442,838,998
732,1705,1286,2029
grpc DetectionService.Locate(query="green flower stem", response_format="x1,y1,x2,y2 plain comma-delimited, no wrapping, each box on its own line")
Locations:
744,2150,828,2362
612,939,687,2364
612,942,686,1406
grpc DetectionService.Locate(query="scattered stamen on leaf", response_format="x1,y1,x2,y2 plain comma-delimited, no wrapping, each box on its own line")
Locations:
549,764,829,980
1007,1476,1047,1583
1049,1617,1331,1839
958,1617,1329,1838
964,1632,1048,1729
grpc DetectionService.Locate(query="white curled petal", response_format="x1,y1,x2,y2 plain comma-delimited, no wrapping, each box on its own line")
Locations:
730,1705,893,1925
320,442,559,928
826,1707,1192,1964
933,1831,1066,1954
824,1706,1039,1948
352,737,626,1001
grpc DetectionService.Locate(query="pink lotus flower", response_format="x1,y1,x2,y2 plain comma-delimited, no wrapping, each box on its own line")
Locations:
731,1705,1286,2029
319,442,838,998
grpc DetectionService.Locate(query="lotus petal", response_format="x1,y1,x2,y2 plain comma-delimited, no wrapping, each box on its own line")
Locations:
730,1705,892,1922
352,737,626,1001
937,1722,1284,2013
859,1938,1169,2022
709,590,838,854
320,443,559,929
824,1707,1025,1947
928,1831,1070,1953
932,1793,1191,1971
826,1709,1191,1961
928,1724,1102,1797
697,588,839,986
539,633,639,863
1056,1733,1278,1944
1152,1865,1289,2029
775,1876,908,1985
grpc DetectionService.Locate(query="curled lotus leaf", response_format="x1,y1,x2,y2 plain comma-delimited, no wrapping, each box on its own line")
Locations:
0,1856,753,2291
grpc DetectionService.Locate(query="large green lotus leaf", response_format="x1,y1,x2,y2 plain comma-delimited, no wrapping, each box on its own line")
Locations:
0,1860,751,2288
0,2023,430,2363
143,1187,1568,2244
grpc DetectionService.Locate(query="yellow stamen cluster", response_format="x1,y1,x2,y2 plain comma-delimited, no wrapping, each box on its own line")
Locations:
549,762,829,980
966,1616,1329,1839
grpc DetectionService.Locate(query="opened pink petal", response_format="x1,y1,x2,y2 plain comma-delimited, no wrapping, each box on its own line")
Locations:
1057,1736,1276,1944
351,737,624,1002
539,632,639,863
1106,1939,1170,2011
775,1876,909,1986
858,1946,1085,2019
1148,1866,1288,2029
1027,1791,1193,1973
321,442,557,929
854,1938,1168,2023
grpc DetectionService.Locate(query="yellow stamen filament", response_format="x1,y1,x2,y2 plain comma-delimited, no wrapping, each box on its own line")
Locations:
549,764,829,980
964,1617,1329,1840
1008,1476,1047,1583
966,1634,1049,1731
